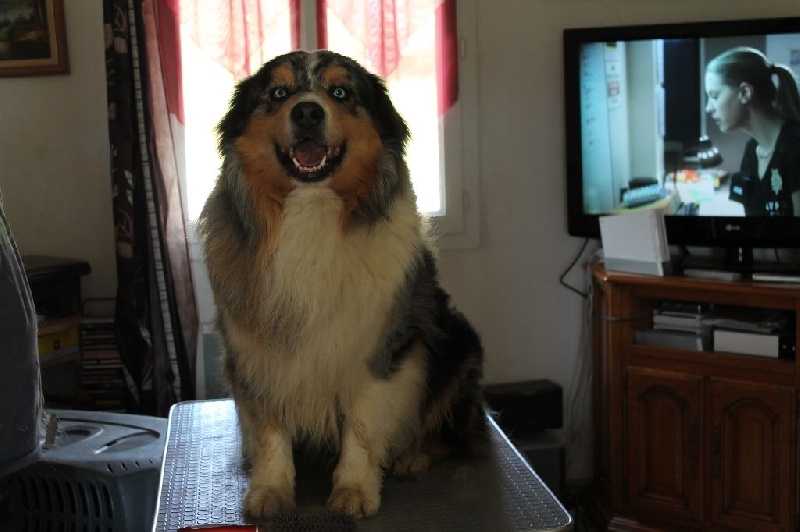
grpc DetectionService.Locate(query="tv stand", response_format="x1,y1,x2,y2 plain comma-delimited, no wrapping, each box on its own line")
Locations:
678,246,800,278
587,267,800,531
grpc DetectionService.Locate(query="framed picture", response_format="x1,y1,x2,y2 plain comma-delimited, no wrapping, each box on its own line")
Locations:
0,0,69,77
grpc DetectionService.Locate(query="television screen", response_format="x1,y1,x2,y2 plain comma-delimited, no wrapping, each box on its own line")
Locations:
564,17,800,253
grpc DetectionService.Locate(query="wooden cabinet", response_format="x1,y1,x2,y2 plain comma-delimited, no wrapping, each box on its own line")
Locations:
625,367,704,526
710,379,794,530
589,268,800,531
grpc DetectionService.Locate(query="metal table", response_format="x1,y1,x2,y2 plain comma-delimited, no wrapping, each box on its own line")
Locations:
152,399,572,531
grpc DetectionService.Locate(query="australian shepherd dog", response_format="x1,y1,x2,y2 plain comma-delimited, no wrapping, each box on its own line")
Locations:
198,50,486,520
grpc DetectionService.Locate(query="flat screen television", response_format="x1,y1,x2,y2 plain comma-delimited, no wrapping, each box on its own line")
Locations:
563,16,800,272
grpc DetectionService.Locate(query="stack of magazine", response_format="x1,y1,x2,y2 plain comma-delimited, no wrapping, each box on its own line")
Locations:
635,301,796,359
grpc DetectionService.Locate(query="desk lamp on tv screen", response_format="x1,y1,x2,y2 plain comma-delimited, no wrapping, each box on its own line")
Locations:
564,16,800,271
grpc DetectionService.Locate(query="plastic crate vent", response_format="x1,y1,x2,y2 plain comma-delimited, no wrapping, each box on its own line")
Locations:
1,410,167,532
13,472,116,532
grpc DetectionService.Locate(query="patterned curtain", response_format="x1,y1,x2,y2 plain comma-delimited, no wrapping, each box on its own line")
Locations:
103,0,198,417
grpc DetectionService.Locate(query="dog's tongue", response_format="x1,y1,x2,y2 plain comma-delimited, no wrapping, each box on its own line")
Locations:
294,139,327,167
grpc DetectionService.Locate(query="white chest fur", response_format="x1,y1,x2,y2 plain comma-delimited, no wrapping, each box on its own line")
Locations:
227,187,422,440
272,187,418,337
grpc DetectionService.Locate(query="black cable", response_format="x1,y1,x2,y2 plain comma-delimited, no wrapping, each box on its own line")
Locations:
560,238,592,298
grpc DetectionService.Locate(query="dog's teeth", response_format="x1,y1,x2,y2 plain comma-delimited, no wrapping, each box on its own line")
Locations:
292,156,327,173
287,142,341,175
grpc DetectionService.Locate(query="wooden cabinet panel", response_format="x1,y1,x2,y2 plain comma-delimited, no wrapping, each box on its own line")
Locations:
626,368,703,526
709,378,794,531
589,269,800,531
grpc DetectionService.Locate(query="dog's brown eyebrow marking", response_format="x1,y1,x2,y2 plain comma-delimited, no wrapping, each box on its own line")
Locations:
271,64,298,87
322,66,350,87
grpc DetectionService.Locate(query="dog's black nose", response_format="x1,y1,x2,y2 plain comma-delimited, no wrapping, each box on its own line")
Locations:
291,101,324,129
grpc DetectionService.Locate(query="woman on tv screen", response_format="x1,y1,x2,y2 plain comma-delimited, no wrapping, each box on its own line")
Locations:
705,46,800,216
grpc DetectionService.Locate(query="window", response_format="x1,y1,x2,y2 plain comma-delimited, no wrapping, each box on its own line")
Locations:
180,0,479,248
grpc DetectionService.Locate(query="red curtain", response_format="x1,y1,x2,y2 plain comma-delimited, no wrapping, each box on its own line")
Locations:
154,0,184,122
434,0,458,114
181,0,458,112
103,0,198,416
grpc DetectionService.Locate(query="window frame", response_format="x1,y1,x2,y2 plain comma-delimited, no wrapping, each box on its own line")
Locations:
184,0,480,249
298,0,480,248
437,0,481,249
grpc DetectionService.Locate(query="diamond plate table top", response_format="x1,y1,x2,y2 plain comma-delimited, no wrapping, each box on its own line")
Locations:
152,399,573,531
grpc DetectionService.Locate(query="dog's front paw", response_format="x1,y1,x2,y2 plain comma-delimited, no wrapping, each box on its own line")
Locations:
326,486,380,518
392,450,434,475
244,485,295,519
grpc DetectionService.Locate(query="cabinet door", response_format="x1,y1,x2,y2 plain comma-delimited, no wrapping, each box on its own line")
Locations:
626,367,703,527
709,378,795,531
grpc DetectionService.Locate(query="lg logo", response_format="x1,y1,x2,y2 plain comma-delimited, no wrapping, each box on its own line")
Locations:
725,224,741,232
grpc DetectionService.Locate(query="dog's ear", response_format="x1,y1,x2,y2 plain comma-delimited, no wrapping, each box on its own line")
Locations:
217,73,265,154
364,72,410,150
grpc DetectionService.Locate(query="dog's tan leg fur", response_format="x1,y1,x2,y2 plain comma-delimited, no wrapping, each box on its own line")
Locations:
238,401,296,518
327,345,427,518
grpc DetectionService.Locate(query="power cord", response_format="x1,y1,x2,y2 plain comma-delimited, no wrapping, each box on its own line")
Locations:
559,238,598,298
563,281,593,473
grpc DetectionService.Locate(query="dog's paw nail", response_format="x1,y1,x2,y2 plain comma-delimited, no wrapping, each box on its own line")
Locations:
245,485,295,518
326,486,379,518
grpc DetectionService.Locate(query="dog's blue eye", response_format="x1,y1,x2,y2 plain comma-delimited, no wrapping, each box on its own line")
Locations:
272,87,289,100
331,87,348,100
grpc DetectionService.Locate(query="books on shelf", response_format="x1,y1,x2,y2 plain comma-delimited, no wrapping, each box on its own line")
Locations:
80,313,125,412
643,300,796,359
653,302,793,332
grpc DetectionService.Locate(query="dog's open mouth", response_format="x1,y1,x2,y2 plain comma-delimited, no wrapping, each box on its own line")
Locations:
277,139,345,182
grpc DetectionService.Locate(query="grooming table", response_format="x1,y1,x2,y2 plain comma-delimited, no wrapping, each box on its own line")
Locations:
151,399,572,531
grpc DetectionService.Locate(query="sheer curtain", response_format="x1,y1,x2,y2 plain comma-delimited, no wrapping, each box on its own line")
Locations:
180,1,292,79
320,0,458,114
179,0,458,105
177,0,458,219
103,0,198,416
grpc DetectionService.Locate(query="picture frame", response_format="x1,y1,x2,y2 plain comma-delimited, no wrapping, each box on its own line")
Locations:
0,0,69,78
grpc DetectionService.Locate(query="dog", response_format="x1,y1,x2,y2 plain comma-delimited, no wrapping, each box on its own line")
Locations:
198,50,487,520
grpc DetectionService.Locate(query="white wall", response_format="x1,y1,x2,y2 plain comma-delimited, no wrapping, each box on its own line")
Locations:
1,0,798,482
0,2,114,300
435,0,800,480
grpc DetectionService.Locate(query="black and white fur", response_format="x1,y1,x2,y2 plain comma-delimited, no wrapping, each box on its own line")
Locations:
199,50,486,519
